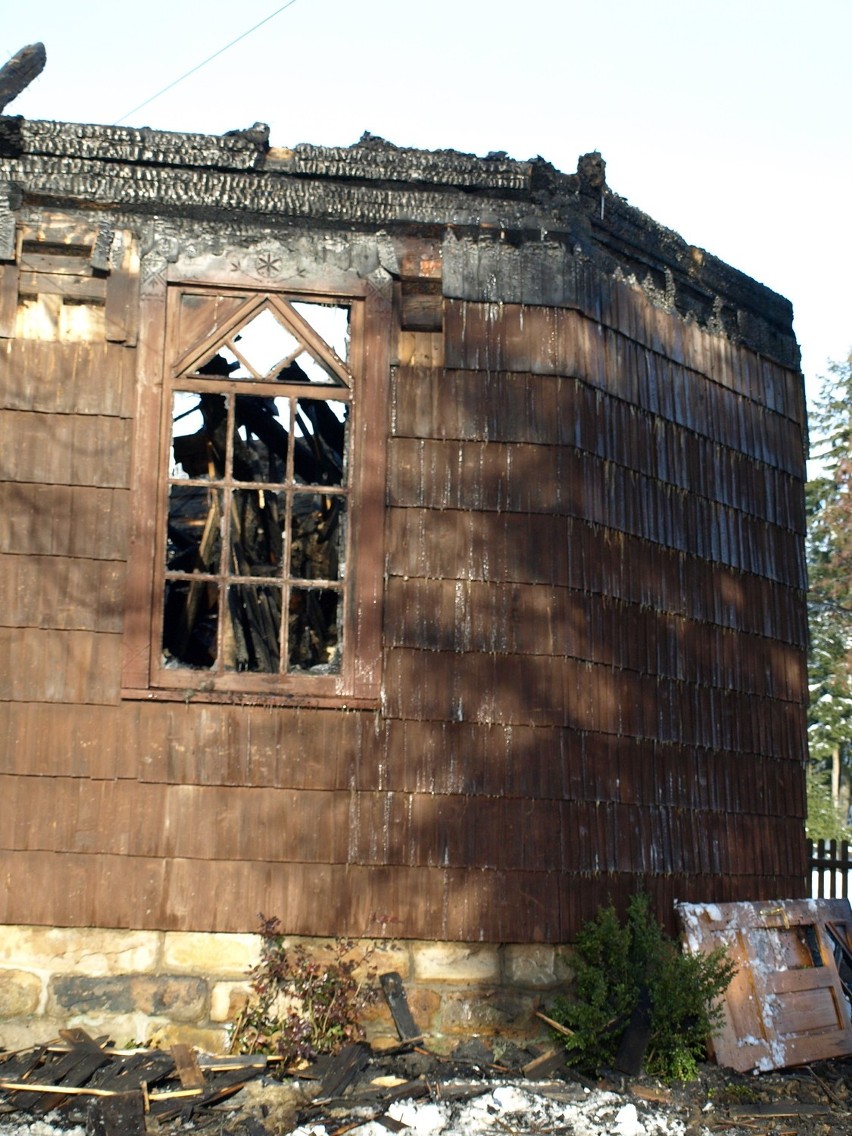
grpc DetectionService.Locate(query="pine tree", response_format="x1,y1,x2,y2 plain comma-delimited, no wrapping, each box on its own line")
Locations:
807,354,852,837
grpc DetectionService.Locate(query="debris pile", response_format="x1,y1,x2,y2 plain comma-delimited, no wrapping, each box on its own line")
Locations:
0,1029,263,1134
4,1030,852,1136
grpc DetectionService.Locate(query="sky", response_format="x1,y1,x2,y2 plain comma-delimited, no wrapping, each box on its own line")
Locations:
2,0,849,419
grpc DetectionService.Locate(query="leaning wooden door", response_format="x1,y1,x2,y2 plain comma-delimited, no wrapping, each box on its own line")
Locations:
677,899,852,1072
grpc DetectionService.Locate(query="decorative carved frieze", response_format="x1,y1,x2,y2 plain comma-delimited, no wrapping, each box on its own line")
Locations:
140,224,393,298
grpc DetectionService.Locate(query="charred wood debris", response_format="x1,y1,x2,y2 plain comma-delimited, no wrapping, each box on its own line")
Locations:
0,977,569,1136
0,1031,559,1136
2,973,852,1136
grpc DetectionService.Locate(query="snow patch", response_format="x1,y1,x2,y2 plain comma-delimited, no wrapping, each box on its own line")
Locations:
615,1102,646,1135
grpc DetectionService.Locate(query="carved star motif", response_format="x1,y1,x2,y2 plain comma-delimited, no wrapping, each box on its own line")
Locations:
256,252,281,278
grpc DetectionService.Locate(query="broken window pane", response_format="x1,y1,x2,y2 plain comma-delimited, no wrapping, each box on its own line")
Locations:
291,301,350,362
171,392,205,478
290,494,345,581
288,588,341,673
229,489,285,576
163,579,220,669
166,485,222,573
294,398,348,487
194,348,246,379
233,395,290,483
171,392,229,479
223,584,282,672
286,353,338,385
189,302,351,386
231,308,302,376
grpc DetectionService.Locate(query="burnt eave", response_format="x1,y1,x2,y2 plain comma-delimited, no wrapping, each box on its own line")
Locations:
0,115,799,366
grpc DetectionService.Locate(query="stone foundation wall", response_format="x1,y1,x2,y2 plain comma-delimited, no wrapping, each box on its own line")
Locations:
0,927,572,1053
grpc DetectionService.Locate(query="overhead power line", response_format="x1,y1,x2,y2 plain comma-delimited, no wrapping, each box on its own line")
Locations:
114,0,299,126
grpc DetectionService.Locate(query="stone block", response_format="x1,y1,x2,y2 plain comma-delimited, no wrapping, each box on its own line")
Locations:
146,1022,229,1052
51,974,207,1023
437,989,539,1036
0,970,43,1017
283,937,406,984
502,945,558,988
64,1011,165,1048
411,942,499,983
210,981,251,1023
371,988,445,1050
553,947,575,984
361,981,439,1040
0,1016,67,1052
51,976,134,1015
365,941,412,981
359,995,394,1030
0,926,159,977
162,932,259,977
129,977,208,1022
406,986,442,1033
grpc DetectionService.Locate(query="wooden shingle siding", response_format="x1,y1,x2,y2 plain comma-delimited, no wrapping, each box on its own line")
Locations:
441,239,801,379
0,484,129,558
0,340,136,417
0,125,809,943
385,509,806,645
391,369,805,531
443,304,804,473
0,627,121,703
0,554,124,631
375,280,806,932
387,437,802,581
0,849,805,941
0,704,125,780
383,577,804,694
0,776,352,863
380,647,802,752
0,410,131,486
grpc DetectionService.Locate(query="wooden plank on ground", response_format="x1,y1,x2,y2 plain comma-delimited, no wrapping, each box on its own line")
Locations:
318,1043,371,1100
376,1116,408,1133
10,1029,112,1112
59,1029,110,1051
729,1101,831,1118
522,1049,567,1078
149,1067,251,1123
90,1049,174,1092
85,1092,146,1136
199,1055,268,1070
0,1043,49,1082
171,1044,206,1090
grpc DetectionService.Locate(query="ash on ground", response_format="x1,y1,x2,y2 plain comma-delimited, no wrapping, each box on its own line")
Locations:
2,1041,852,1136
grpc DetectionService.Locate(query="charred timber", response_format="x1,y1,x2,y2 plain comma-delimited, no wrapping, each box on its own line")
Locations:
0,118,798,369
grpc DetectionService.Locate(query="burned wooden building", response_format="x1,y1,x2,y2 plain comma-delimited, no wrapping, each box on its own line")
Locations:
0,113,808,1041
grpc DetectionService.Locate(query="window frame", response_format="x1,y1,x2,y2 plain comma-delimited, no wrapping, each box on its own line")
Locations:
122,268,389,707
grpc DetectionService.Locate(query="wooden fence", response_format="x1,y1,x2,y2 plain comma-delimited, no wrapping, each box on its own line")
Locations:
809,840,852,899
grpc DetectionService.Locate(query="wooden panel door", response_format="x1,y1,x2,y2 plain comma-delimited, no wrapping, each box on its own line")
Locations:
677,899,852,1072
